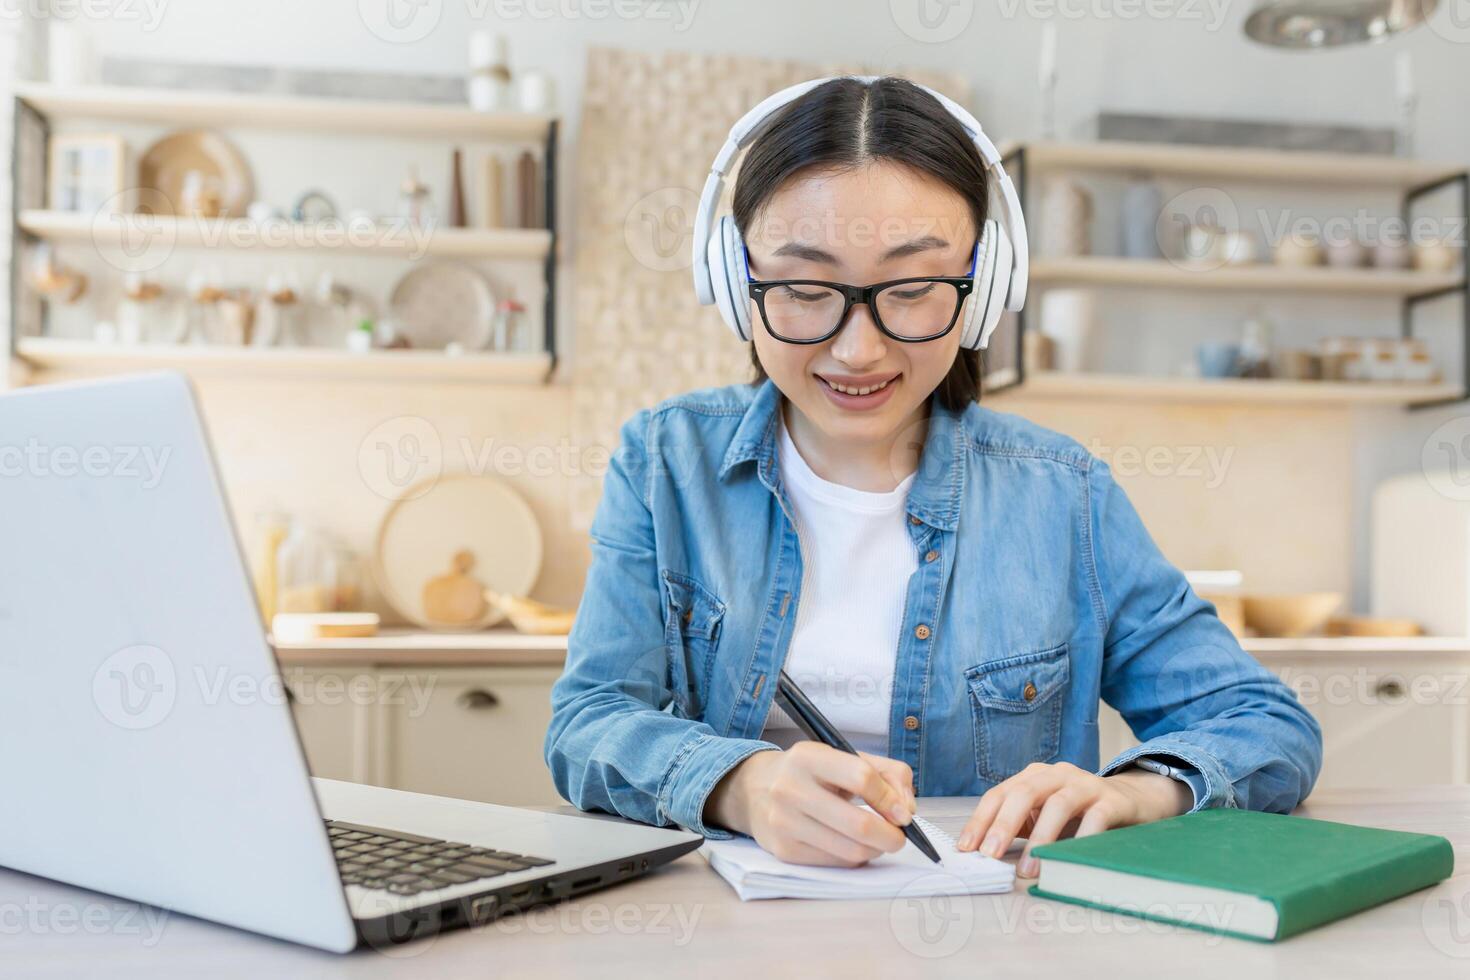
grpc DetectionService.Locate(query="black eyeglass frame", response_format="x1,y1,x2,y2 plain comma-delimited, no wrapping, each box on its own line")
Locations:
743,243,978,345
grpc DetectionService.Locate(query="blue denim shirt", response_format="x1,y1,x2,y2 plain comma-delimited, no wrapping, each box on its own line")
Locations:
545,378,1322,839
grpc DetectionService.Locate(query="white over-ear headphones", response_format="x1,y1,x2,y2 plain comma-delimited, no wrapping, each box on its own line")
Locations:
691,75,1029,351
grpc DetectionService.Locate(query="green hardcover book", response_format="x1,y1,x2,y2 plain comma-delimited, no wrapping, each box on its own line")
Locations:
1028,809,1453,942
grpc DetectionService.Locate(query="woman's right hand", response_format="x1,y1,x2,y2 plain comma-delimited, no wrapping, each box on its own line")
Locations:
704,743,918,866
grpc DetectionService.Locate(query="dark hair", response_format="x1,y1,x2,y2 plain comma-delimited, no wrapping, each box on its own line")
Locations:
731,76,989,411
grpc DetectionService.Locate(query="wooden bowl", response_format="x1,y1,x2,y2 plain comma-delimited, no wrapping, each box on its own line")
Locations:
1242,592,1343,638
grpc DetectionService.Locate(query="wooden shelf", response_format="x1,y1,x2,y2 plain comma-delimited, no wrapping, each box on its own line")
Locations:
1001,139,1464,188
15,337,553,384
994,371,1460,406
19,210,551,261
14,83,555,142
1030,256,1464,297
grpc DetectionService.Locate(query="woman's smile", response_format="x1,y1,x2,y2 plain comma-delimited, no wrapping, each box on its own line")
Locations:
814,370,901,411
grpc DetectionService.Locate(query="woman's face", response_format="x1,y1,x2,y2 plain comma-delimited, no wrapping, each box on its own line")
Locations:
745,160,976,447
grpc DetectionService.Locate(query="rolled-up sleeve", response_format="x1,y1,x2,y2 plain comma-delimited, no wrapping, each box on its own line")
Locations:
543,409,778,838
1086,459,1323,813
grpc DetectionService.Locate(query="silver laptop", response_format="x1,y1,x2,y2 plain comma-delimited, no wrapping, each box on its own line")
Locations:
0,372,701,953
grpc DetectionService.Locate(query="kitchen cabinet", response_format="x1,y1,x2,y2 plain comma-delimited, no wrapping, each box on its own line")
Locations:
276,637,568,808
277,634,1469,807
1097,640,1470,794
376,667,563,807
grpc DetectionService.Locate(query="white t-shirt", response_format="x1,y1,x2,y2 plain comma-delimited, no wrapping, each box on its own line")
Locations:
760,409,919,757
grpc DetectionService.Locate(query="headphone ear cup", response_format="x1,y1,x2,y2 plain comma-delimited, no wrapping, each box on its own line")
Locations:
723,217,753,342
960,221,999,350
976,222,1014,351
706,215,751,342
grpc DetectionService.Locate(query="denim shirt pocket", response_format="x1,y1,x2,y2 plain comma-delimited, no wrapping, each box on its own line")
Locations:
659,569,726,719
965,642,1070,783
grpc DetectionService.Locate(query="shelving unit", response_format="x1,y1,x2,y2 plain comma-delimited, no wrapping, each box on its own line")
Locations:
990,370,1459,406
7,84,561,383
997,140,1470,409
11,82,556,141
13,336,554,385
18,209,553,261
1030,256,1461,297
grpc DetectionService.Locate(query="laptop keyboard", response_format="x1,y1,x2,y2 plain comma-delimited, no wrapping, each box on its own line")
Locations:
327,820,555,897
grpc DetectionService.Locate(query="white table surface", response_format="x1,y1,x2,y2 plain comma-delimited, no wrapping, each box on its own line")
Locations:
3,787,1466,978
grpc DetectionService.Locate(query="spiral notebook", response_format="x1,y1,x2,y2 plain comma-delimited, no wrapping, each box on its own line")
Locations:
701,812,1015,901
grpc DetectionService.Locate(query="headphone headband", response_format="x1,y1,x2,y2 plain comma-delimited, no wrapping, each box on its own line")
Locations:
691,75,1029,327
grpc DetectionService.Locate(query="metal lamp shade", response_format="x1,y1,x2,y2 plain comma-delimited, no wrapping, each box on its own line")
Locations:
1244,0,1438,48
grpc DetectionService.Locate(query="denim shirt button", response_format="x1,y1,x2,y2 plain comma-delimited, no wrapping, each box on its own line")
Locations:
903,715,920,731
909,515,922,526
1022,681,1038,702
924,549,939,563
914,624,931,640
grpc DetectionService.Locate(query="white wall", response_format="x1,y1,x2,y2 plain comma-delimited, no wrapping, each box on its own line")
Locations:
57,0,1470,610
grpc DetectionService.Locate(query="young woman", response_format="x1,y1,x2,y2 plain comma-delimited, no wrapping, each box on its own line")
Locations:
545,76,1322,877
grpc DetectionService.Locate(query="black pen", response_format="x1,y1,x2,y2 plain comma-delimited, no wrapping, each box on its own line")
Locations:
774,670,941,864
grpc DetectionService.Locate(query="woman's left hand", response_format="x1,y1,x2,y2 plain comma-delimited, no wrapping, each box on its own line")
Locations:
954,761,1192,877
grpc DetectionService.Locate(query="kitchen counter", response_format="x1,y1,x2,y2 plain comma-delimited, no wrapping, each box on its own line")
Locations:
272,628,1470,667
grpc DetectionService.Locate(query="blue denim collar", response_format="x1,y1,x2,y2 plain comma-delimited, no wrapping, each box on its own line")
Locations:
718,377,966,531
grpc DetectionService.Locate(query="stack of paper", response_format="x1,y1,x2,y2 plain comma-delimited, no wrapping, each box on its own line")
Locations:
701,813,1015,901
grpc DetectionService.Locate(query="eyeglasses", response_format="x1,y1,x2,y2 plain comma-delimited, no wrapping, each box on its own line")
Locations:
744,244,977,345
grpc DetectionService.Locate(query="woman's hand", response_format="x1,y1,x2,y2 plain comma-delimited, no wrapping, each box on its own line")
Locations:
704,743,918,867
955,761,1192,877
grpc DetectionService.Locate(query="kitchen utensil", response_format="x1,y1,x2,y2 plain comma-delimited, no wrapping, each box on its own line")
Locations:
373,472,543,632
517,150,539,229
479,154,504,228
292,190,337,224
485,591,576,635
398,167,434,229
449,149,467,228
516,69,555,113
271,612,380,643
1413,239,1459,274
1214,229,1260,266
1196,342,1241,379
1039,178,1092,257
1119,177,1162,259
1241,592,1343,637
388,262,496,350
468,30,511,112
422,550,492,625
1039,289,1095,373
1238,313,1274,379
138,129,253,217
1324,238,1368,268
1324,616,1423,638
1275,349,1321,381
1372,233,1412,269
1273,234,1323,268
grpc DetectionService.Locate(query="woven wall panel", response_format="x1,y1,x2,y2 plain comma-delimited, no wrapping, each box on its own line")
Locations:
570,46,968,527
